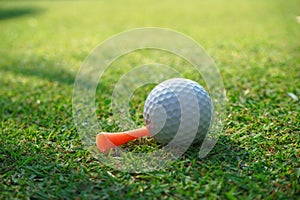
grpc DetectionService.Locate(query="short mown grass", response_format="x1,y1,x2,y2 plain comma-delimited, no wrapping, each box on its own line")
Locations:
1,0,299,199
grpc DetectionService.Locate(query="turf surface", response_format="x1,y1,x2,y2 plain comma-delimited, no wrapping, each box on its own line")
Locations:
0,0,299,199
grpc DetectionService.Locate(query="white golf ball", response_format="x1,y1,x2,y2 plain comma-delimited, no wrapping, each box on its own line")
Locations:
143,78,213,145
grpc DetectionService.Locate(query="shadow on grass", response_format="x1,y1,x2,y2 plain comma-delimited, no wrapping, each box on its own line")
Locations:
1,58,75,86
0,7,43,20
187,135,249,162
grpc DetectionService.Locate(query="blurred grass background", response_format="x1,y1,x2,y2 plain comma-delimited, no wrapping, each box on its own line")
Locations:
0,0,299,199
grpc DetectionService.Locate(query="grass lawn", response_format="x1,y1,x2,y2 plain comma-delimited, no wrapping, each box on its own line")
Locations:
0,0,299,199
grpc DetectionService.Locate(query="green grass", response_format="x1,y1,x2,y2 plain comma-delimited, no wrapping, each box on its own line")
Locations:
1,0,299,199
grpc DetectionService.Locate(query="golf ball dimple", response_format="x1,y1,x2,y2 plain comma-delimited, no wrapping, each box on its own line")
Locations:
143,78,213,145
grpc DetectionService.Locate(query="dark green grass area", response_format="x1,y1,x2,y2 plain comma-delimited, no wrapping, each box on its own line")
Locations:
1,0,299,199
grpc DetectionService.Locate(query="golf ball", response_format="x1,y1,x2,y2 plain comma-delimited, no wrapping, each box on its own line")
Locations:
143,78,213,145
